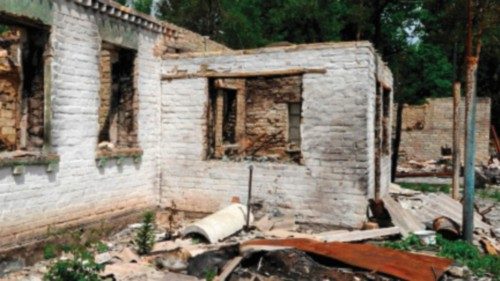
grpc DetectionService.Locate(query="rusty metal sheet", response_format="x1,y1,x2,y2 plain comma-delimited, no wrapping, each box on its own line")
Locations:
242,238,453,281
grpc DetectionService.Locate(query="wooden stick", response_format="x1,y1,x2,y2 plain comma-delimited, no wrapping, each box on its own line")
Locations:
452,82,461,200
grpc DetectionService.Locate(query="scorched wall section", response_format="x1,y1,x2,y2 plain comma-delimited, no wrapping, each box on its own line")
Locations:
161,43,389,227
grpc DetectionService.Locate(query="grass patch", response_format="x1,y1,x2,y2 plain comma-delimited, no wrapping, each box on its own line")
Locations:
384,234,500,279
478,189,500,202
399,182,450,193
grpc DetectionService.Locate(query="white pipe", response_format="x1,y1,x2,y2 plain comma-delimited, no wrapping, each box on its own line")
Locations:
181,203,253,243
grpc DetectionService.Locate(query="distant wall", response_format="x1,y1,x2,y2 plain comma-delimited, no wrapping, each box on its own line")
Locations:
396,97,491,164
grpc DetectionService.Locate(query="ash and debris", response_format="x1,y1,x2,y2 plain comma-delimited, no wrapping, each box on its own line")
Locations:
1,186,499,281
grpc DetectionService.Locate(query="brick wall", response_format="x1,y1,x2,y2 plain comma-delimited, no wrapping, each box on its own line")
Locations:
0,0,162,250
397,97,491,164
160,43,393,228
245,76,302,160
0,30,20,150
0,1,394,249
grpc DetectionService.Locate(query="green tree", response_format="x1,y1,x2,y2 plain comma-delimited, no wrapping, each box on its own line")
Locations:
114,0,128,6
397,43,453,104
420,0,500,130
133,0,154,15
157,0,223,40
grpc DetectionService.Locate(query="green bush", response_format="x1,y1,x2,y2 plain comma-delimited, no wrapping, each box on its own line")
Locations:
436,236,500,278
43,248,104,281
134,211,156,255
399,182,450,193
43,243,58,260
479,189,500,202
95,242,109,254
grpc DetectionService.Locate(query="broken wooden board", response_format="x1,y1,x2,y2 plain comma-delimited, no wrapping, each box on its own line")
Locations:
316,227,401,242
480,237,499,256
383,195,425,236
215,256,243,281
241,238,453,281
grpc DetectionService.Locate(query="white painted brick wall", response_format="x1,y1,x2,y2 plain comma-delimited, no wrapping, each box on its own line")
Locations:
160,44,392,228
0,3,393,249
0,1,162,250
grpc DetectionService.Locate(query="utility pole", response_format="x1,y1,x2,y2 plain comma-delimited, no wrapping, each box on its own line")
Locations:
462,0,478,243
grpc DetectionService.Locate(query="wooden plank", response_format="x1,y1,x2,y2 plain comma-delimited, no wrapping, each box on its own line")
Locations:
383,195,426,236
316,227,401,242
215,256,243,281
162,68,327,80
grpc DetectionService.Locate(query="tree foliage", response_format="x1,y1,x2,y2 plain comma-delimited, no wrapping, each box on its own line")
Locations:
132,0,154,15
151,0,498,127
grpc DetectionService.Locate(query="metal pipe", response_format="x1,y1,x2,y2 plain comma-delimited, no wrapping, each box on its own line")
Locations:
245,165,253,230
463,57,478,242
462,0,477,243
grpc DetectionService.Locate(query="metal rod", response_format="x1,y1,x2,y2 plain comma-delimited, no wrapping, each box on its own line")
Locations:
452,82,461,200
246,165,253,230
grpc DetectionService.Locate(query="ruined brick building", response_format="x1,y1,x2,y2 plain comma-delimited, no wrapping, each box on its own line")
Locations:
0,0,392,251
397,97,491,165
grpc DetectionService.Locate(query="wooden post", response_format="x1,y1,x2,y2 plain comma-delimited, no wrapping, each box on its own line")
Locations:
452,82,461,200
42,39,53,154
491,126,500,155
214,90,224,158
234,80,246,142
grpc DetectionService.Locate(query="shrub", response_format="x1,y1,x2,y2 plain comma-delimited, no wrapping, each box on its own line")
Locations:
43,248,104,281
43,243,58,260
95,242,109,254
134,211,156,255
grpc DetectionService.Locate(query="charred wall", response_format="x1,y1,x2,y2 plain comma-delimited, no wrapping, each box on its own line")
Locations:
207,75,303,164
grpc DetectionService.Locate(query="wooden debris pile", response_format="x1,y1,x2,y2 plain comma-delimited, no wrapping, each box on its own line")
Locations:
388,183,500,254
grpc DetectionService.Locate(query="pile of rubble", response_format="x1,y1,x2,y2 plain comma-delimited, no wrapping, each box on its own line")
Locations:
1,191,499,281
397,158,452,176
388,184,500,251
398,156,500,186
482,158,500,184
